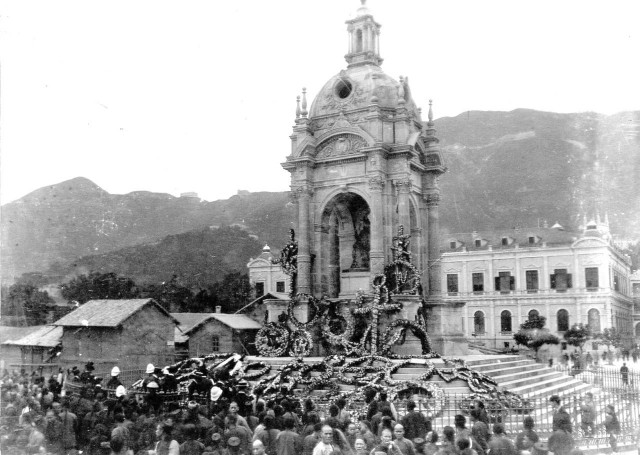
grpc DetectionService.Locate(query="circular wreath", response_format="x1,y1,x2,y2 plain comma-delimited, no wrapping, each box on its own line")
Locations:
255,323,290,357
287,294,326,330
392,382,446,419
288,329,314,357
381,319,432,355
240,361,271,380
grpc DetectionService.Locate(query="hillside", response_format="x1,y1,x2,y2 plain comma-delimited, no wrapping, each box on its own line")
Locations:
1,179,292,282
55,226,264,288
2,109,638,284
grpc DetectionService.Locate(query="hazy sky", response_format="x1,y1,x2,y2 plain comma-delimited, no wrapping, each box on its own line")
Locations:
1,0,638,204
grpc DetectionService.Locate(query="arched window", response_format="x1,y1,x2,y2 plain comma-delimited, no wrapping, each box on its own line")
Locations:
212,336,219,352
557,309,569,332
528,309,540,321
588,308,601,333
635,323,640,338
501,310,512,333
474,311,485,335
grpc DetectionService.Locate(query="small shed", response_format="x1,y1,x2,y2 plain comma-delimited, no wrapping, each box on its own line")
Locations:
0,325,50,372
172,313,262,356
1,325,62,374
54,299,178,371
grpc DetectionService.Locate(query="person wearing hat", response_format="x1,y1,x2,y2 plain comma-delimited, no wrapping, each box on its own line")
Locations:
107,366,123,390
153,421,180,455
225,413,252,454
227,436,245,455
180,423,206,455
145,381,163,415
142,364,158,391
80,361,96,383
400,400,430,442
205,431,224,455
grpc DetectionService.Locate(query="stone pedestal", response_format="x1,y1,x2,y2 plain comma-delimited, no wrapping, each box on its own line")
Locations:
339,271,371,299
423,299,468,356
389,295,424,356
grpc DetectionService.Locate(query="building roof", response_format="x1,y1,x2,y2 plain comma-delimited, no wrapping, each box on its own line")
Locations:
171,313,213,344
234,293,284,314
0,326,44,344
442,227,579,253
210,314,262,330
2,326,63,348
54,299,178,327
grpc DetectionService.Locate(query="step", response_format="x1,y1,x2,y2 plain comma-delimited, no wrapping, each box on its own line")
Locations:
521,379,592,399
471,359,538,373
509,374,579,395
497,370,564,389
478,362,546,378
490,365,552,382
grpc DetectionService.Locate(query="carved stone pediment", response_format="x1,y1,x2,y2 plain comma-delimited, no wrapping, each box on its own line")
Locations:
316,134,367,160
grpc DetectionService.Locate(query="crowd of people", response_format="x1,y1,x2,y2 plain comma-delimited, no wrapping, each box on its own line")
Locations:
0,363,627,455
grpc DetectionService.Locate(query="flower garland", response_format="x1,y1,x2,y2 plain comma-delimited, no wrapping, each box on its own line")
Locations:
288,329,313,357
255,323,290,357
239,361,271,380
380,319,432,355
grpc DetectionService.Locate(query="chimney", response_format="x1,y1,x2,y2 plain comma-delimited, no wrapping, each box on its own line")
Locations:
215,306,222,313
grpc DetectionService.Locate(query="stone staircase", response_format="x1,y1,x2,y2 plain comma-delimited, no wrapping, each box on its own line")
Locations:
246,354,592,399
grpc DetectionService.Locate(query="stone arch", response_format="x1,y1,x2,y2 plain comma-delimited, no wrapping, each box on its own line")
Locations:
528,308,540,321
500,310,512,333
473,310,486,335
557,309,569,332
588,308,601,332
314,127,376,148
318,192,371,298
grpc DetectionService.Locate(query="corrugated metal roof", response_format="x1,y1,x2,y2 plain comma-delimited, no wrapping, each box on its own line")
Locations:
171,313,214,334
54,299,177,327
2,326,62,347
210,314,262,330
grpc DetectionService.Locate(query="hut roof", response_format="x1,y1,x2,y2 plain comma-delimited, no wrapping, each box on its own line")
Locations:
2,325,62,348
54,299,178,328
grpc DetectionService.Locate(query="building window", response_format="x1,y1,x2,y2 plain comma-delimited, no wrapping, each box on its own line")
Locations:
588,308,601,332
255,282,265,298
501,310,512,333
550,269,572,292
474,311,485,334
528,236,535,244
528,309,540,321
450,241,457,249
636,324,640,338
526,270,539,293
585,267,599,290
472,273,484,293
613,273,620,292
592,342,599,350
447,274,459,294
557,309,569,332
276,281,285,293
495,272,515,293
475,239,482,248
501,237,508,246
211,336,219,352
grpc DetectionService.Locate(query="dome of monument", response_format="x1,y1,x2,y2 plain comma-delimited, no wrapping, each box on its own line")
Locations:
308,65,419,119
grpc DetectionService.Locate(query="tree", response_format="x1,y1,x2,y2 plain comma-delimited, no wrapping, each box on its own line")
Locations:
564,323,592,354
513,315,560,359
1,283,55,326
596,327,623,364
140,275,193,313
60,272,139,304
207,272,252,313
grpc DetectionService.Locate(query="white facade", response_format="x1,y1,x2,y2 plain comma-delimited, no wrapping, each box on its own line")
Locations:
440,224,634,350
246,245,290,300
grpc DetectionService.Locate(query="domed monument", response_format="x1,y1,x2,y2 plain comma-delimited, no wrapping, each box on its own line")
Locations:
280,1,467,355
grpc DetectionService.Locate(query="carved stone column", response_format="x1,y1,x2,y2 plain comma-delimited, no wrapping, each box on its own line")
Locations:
397,178,411,233
369,176,385,275
426,192,441,296
296,186,313,295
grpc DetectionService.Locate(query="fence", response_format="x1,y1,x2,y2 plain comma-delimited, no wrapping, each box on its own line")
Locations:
552,364,640,392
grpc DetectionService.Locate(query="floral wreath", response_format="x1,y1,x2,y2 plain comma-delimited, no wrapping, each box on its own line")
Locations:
255,323,290,357
288,329,314,357
381,319,432,355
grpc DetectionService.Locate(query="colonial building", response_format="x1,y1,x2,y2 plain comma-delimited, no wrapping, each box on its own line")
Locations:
631,269,640,342
440,219,634,350
54,299,178,370
246,245,291,300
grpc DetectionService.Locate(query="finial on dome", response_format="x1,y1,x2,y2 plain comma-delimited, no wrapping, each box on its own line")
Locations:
295,95,301,119
398,76,405,105
301,88,308,117
428,99,434,124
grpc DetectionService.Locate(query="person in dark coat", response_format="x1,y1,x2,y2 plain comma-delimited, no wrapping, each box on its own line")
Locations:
550,395,572,433
400,401,430,441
